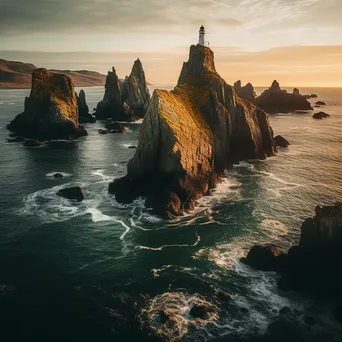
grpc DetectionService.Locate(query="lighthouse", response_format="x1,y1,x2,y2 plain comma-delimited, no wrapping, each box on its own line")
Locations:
199,25,205,46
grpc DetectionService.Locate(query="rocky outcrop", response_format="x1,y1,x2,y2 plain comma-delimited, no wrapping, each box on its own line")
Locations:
245,203,342,295
233,80,256,104
95,67,135,122
77,89,96,123
109,44,276,219
57,186,84,202
121,59,151,118
313,111,330,119
274,135,290,147
256,80,312,114
292,88,301,95
7,69,87,140
315,101,326,105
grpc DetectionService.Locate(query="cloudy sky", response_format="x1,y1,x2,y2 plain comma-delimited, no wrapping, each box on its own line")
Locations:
1,0,341,86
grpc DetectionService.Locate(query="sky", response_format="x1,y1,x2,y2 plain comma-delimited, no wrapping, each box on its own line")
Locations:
0,0,342,86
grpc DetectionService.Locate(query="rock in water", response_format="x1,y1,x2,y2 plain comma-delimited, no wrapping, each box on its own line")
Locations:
256,80,312,114
234,80,256,104
109,44,276,219
77,89,96,123
96,67,135,122
315,101,326,105
121,59,151,118
292,88,301,95
23,139,42,147
313,111,330,119
57,186,84,202
7,69,87,140
274,135,290,147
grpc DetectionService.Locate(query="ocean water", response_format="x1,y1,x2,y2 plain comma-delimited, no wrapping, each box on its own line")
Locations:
0,86,341,341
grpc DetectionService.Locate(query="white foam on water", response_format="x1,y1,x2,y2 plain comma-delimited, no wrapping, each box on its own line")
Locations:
86,208,113,222
120,143,135,148
139,292,219,342
233,161,254,169
91,169,113,182
260,219,289,240
136,231,200,251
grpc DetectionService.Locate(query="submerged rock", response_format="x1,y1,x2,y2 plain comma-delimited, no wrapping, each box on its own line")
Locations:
53,173,64,179
121,59,151,118
57,186,84,202
7,137,25,143
256,80,312,114
315,101,326,105
274,135,290,147
95,67,135,122
98,129,108,135
313,111,330,119
190,304,215,319
245,245,283,271
109,44,276,219
233,80,256,104
77,89,96,123
7,69,87,140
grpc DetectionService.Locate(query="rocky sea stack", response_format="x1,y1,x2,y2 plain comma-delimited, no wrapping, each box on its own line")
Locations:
7,69,87,140
234,80,256,104
77,89,96,123
95,67,134,122
121,59,151,118
256,80,312,114
109,44,276,219
245,203,342,295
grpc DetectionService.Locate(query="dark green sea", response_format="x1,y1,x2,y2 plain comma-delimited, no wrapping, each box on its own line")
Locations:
0,86,341,341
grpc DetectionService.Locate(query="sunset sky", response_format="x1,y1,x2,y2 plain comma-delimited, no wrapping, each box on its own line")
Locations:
1,0,341,86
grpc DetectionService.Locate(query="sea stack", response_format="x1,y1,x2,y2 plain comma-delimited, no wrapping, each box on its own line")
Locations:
233,80,256,104
77,89,96,123
256,80,312,114
95,67,135,122
121,59,151,118
109,44,276,219
7,68,87,140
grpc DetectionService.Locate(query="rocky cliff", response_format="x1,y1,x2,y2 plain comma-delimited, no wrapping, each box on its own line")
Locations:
121,59,151,118
234,80,256,104
245,202,342,295
95,67,134,121
7,68,87,140
256,80,312,113
109,44,276,219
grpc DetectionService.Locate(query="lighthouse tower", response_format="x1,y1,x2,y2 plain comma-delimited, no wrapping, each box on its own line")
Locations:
199,25,205,46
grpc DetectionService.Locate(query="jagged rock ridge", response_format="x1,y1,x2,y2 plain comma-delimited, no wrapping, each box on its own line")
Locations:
7,68,87,140
121,59,151,118
77,89,96,123
234,80,256,104
109,44,276,219
256,80,312,114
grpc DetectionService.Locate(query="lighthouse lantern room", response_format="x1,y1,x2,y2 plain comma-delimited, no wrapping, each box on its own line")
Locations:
199,25,205,46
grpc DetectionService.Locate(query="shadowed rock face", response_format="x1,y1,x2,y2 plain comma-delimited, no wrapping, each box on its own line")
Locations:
256,80,312,114
77,89,96,123
7,68,87,140
96,67,135,122
109,44,276,219
245,203,342,295
234,80,256,104
121,59,151,118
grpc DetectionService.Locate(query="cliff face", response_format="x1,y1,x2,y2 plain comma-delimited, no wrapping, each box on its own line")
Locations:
95,67,134,121
7,68,87,140
234,80,256,104
256,80,312,114
121,59,151,118
109,45,276,219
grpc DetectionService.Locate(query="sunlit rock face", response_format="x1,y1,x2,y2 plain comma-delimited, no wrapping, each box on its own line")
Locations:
256,80,312,113
95,67,135,122
109,44,276,219
234,80,256,104
7,68,87,140
121,59,151,118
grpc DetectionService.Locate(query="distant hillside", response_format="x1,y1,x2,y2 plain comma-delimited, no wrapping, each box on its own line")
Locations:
0,59,107,88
